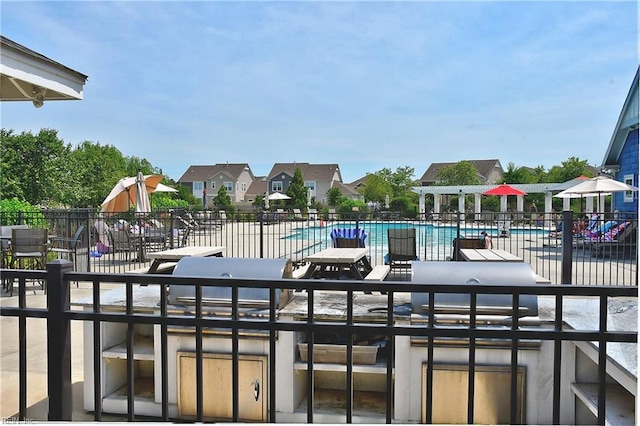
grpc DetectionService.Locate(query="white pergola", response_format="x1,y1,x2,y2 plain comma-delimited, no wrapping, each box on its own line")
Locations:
412,180,601,225
0,35,87,107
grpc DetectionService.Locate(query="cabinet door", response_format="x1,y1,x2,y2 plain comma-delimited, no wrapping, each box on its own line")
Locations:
178,352,267,421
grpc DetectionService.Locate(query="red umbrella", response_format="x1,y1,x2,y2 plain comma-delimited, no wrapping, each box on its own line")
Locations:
482,184,527,196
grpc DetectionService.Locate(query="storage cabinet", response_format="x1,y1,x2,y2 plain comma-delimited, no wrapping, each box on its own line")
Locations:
177,352,268,421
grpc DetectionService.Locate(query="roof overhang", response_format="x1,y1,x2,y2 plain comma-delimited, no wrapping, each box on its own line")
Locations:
0,35,88,106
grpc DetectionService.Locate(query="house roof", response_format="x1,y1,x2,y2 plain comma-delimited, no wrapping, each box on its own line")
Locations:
178,163,253,183
601,66,639,168
332,181,360,197
419,159,503,184
267,163,341,182
0,35,88,103
246,179,268,197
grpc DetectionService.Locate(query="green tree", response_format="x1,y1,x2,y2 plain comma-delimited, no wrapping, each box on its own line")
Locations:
68,141,128,208
286,168,307,207
546,157,594,183
0,128,71,206
327,187,345,207
501,162,537,184
436,161,481,186
359,173,392,203
212,185,232,211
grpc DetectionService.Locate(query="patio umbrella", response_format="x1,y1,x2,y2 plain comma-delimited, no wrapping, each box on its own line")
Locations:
154,183,178,193
385,194,390,209
307,187,312,207
135,171,151,213
101,174,164,212
264,191,270,210
268,192,291,201
555,176,638,196
482,184,527,196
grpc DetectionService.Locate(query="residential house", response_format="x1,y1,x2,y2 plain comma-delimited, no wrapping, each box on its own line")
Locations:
332,181,363,201
419,159,504,186
177,163,255,206
601,66,639,215
266,163,342,204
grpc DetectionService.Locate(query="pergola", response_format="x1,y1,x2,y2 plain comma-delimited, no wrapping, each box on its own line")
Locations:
412,180,601,224
0,35,88,107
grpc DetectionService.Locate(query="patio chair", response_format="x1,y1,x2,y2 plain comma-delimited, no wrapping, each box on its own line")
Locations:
107,229,137,263
7,228,49,294
293,209,303,220
385,228,419,269
50,225,86,271
307,208,318,220
330,228,367,248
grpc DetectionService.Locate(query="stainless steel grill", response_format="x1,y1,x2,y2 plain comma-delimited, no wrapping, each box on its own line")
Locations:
168,257,293,309
410,261,538,319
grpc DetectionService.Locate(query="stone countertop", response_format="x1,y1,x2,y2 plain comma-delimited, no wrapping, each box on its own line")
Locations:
538,295,637,380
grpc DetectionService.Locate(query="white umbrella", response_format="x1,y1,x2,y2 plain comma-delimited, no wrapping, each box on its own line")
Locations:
135,171,151,213
385,194,390,209
154,183,178,193
268,192,291,201
307,187,312,207
557,176,638,195
264,191,270,210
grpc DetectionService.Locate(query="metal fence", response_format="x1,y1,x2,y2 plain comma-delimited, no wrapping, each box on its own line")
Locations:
0,262,636,423
1,208,637,285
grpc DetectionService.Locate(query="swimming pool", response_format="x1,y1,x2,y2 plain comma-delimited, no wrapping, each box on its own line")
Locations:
285,221,548,260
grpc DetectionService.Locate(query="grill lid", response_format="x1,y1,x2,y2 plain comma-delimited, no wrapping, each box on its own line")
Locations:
410,261,538,316
168,257,293,308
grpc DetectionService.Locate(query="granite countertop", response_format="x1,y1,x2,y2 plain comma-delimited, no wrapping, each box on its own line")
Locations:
538,295,637,380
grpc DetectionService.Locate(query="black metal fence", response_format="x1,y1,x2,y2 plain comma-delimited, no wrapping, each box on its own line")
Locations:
0,262,636,423
1,208,637,285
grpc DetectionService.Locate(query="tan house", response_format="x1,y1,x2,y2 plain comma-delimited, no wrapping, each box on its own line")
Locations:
419,159,504,186
177,163,255,205
266,163,342,204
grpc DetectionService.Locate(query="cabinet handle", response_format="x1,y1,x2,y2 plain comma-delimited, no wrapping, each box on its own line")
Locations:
253,379,260,401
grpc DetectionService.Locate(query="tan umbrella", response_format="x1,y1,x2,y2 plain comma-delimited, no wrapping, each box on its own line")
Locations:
135,171,151,213
101,174,164,212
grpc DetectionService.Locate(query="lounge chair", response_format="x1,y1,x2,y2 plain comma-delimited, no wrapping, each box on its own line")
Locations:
590,221,637,258
385,228,419,269
292,208,303,221
330,228,367,248
307,208,318,220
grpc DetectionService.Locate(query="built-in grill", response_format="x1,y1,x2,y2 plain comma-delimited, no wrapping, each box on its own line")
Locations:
410,261,538,326
168,257,293,311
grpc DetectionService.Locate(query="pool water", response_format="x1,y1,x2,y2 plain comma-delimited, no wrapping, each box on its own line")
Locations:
285,222,546,260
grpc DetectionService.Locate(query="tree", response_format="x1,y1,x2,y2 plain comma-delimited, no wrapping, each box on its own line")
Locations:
327,187,345,207
286,168,308,207
546,157,594,183
359,173,392,203
501,162,537,184
212,185,232,211
436,161,481,186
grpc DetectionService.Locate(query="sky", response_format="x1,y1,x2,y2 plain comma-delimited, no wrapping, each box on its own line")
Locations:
1,1,638,183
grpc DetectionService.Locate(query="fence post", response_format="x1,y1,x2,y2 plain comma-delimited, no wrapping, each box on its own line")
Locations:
259,211,264,258
561,211,574,285
47,259,73,420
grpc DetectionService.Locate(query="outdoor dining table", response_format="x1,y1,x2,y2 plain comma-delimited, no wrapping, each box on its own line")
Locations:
460,248,523,262
146,245,225,273
301,247,373,280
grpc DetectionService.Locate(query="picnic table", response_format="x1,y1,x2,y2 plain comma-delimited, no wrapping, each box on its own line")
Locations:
460,248,523,262
301,247,374,280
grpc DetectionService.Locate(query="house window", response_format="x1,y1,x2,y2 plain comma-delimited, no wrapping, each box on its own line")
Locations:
624,174,635,202
272,181,283,192
304,181,316,191
224,181,234,192
241,182,247,191
211,181,216,189
194,182,203,191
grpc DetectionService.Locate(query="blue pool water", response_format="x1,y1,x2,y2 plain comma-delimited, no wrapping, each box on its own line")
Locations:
285,222,547,260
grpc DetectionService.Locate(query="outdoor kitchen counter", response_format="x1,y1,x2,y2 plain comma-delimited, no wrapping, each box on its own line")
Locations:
279,291,412,321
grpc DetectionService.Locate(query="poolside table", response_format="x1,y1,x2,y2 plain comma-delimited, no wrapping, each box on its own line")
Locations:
302,247,373,280
460,248,523,262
